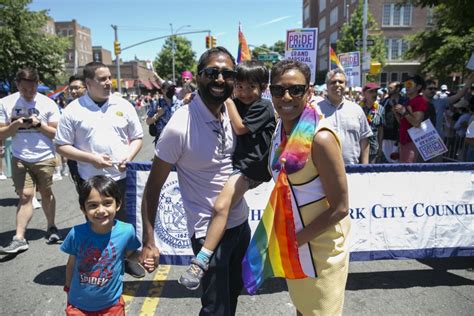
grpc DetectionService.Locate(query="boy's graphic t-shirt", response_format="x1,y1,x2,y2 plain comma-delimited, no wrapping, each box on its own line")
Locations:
61,220,140,311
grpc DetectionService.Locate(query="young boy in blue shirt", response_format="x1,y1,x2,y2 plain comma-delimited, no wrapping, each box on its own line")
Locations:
61,175,154,315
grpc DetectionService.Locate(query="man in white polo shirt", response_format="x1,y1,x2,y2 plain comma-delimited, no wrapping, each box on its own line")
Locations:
55,61,144,277
140,47,250,315
0,68,61,254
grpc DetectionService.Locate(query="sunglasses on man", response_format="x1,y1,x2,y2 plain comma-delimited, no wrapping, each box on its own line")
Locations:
198,67,237,81
269,85,308,98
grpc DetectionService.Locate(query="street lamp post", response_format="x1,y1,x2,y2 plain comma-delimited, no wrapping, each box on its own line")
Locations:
170,23,191,84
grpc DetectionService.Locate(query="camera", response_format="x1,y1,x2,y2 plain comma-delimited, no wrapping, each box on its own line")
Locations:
23,118,33,124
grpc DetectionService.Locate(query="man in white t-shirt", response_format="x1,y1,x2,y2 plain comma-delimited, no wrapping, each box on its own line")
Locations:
140,47,250,315
55,61,144,277
0,68,61,254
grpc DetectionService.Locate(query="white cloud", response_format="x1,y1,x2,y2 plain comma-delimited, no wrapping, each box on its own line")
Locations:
255,16,293,28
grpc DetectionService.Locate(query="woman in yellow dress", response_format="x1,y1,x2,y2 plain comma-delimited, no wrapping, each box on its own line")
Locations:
269,59,350,315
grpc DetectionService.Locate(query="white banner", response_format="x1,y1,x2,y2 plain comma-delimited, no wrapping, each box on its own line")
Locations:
338,51,361,88
285,28,318,83
408,119,448,161
126,163,474,264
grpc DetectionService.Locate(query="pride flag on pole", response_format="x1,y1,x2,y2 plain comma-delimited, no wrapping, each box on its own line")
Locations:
329,46,344,71
237,23,251,63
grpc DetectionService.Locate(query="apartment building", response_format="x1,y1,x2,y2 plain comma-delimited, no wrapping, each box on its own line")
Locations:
92,46,113,65
303,0,433,86
55,20,93,75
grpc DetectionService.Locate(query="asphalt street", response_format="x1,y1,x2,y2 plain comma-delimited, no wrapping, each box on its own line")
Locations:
0,121,473,315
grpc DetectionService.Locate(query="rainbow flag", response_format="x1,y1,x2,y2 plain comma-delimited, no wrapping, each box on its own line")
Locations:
242,170,307,294
237,23,251,63
329,46,344,71
47,86,67,99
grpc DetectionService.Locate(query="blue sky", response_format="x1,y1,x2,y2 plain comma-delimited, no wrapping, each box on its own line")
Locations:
30,0,302,62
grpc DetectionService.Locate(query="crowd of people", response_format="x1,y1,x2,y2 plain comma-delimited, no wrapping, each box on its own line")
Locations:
0,46,473,315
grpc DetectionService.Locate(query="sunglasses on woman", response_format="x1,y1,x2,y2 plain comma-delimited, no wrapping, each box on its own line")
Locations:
269,85,308,98
198,67,237,81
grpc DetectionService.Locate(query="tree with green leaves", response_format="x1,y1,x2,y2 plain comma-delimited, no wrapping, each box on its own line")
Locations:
153,36,196,83
336,0,386,70
404,0,474,80
0,0,70,89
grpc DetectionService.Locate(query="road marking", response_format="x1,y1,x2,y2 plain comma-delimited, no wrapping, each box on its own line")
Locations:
139,265,171,316
123,279,142,313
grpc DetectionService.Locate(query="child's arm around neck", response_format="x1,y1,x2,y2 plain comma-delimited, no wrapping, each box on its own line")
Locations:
225,98,250,136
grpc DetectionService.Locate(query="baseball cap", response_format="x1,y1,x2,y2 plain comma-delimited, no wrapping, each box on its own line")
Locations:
441,84,448,91
362,82,380,92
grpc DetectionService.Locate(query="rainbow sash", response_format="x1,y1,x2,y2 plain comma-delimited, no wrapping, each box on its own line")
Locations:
242,104,318,294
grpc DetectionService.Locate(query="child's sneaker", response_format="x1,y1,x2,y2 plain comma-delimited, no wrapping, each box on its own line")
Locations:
0,173,7,180
178,258,208,290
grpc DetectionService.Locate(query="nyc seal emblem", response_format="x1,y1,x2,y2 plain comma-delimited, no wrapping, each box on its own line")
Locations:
154,179,190,249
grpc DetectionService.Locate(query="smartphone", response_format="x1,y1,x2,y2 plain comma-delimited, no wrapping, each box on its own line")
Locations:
23,118,33,124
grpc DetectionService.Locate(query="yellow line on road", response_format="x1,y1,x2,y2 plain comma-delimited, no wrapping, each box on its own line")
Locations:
139,265,171,316
123,279,142,313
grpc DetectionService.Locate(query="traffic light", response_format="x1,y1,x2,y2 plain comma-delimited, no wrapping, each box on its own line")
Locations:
114,41,121,55
205,36,210,49
211,36,216,48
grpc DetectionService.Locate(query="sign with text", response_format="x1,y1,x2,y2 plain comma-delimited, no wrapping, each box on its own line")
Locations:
408,119,448,161
338,51,361,88
285,28,318,83
126,163,474,265
355,39,375,47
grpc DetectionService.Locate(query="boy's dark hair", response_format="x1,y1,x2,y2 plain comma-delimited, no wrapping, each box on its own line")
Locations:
69,74,85,84
83,61,107,80
236,60,269,89
15,67,39,83
197,46,236,73
79,175,122,210
271,59,311,86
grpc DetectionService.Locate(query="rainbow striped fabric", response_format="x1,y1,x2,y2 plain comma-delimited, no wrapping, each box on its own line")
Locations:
237,23,251,64
329,46,344,71
242,104,318,294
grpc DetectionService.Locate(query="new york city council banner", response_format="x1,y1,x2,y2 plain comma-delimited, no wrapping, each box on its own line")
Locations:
126,163,474,265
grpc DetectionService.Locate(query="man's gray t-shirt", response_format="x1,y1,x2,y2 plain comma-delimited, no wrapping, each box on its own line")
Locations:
156,93,248,238
316,98,372,165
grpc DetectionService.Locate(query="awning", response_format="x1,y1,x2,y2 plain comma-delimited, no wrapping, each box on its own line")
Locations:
139,79,153,90
151,80,161,89
123,80,135,89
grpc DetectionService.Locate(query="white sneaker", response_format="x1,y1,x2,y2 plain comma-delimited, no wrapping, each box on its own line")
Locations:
53,173,62,181
0,173,6,180
32,196,41,209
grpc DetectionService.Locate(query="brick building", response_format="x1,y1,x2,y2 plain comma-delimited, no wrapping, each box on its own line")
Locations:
92,46,113,65
303,0,433,86
55,20,93,75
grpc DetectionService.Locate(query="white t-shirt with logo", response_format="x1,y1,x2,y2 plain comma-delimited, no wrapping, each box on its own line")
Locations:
0,92,59,163
55,93,143,180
